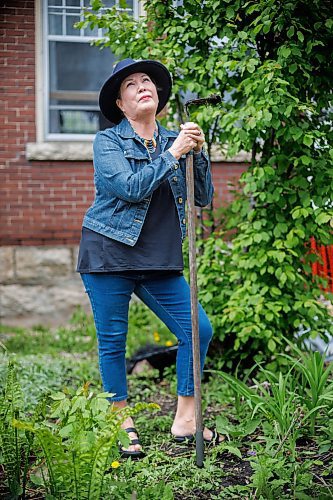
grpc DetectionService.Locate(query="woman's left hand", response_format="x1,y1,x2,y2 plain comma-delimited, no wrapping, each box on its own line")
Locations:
180,122,205,153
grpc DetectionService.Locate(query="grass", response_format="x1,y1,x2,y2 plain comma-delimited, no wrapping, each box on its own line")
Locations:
1,307,333,499
0,302,176,359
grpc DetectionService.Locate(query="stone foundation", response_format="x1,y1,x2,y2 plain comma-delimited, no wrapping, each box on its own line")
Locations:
0,246,90,327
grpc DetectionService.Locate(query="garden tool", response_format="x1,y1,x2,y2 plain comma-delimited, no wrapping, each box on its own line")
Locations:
184,94,221,468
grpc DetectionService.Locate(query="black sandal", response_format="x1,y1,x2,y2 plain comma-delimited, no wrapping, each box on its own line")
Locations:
173,428,223,446
119,427,145,459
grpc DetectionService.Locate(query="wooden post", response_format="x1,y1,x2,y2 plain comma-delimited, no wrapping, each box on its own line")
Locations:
186,150,204,468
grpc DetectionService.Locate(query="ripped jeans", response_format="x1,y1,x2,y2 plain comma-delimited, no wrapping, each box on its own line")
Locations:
81,272,213,401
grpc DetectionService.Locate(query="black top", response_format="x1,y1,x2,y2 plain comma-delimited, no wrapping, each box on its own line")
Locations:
77,141,183,273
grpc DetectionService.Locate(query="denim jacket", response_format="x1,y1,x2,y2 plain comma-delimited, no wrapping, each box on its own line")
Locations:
82,118,214,246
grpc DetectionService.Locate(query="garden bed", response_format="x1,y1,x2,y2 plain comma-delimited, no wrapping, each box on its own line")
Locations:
1,311,333,499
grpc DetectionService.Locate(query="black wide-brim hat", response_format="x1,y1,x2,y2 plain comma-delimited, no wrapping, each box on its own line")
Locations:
99,58,172,125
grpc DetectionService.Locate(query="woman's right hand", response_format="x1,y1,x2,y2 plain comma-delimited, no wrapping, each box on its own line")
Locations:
168,122,201,160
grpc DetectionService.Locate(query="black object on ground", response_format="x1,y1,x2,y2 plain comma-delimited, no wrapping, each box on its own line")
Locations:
127,343,178,379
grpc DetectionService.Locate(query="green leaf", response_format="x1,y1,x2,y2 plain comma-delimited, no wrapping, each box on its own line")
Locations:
289,63,297,74
297,31,304,42
287,26,295,38
280,46,291,58
59,424,73,438
268,338,277,352
316,213,331,225
90,0,103,10
290,126,303,140
253,23,263,35
303,135,313,147
50,392,66,401
222,444,242,459
30,474,45,487
226,7,234,19
242,418,261,436
300,155,311,165
238,31,247,40
96,392,116,399
263,22,271,34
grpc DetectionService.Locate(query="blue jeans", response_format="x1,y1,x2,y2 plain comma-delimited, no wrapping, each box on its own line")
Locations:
81,273,213,401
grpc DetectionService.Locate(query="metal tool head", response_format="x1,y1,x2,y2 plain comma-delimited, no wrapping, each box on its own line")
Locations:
184,93,221,118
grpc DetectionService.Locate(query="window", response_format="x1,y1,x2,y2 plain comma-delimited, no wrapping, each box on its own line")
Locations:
44,0,138,140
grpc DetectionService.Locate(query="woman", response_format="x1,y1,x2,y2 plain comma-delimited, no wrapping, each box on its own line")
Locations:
77,58,220,458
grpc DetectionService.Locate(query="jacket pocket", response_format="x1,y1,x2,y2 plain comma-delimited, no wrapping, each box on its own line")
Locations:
124,149,149,172
112,199,133,230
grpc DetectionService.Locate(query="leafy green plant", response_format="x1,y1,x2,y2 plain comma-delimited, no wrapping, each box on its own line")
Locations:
213,349,333,457
248,451,313,499
1,343,333,498
281,341,333,434
316,417,333,455
0,359,47,499
79,0,333,365
0,360,25,498
214,367,302,452
137,480,174,499
215,414,260,442
14,383,159,499
0,351,101,413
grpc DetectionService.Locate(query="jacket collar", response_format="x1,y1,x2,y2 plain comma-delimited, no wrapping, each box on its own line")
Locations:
116,117,176,140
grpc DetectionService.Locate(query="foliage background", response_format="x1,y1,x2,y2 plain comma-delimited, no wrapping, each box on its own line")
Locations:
81,0,333,365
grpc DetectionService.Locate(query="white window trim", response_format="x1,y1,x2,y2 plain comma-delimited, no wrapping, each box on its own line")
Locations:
28,0,144,160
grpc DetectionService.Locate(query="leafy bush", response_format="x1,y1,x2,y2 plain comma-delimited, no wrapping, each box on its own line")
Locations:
79,0,333,365
196,229,333,366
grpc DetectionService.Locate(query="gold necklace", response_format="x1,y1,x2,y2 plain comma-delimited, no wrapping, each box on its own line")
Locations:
129,121,158,156
143,136,157,154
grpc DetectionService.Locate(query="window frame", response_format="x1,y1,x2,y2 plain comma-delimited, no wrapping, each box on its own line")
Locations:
42,0,140,142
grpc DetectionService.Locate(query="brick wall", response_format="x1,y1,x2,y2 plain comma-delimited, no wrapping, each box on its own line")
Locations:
1,1,35,165
212,162,248,206
0,1,247,248
0,1,94,246
1,162,94,246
